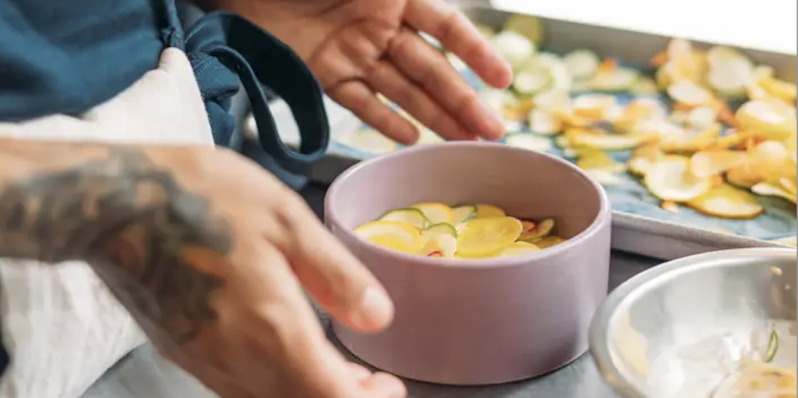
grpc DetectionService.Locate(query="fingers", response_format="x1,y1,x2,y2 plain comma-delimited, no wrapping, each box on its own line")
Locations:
327,81,420,145
358,372,407,398
347,362,406,398
367,60,480,141
404,0,513,89
388,27,504,140
264,192,395,333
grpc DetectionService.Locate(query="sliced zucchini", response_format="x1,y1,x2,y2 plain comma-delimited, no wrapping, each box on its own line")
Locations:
411,203,454,225
502,14,544,46
423,222,458,238
629,76,660,95
534,236,567,249
475,204,506,218
528,109,562,135
451,205,478,224
379,208,429,229
518,218,555,242
563,49,600,80
588,67,639,91
667,81,714,107
513,69,552,95
708,67,752,100
532,89,570,112
491,30,535,67
532,53,572,91
764,329,778,362
520,220,537,233
505,134,553,152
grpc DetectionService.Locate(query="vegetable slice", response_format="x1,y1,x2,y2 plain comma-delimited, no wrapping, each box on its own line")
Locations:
628,144,665,176
577,149,627,173
752,182,798,204
503,14,545,45
491,31,535,67
411,203,454,225
505,134,552,152
421,233,458,258
520,220,537,233
452,205,478,224
686,183,764,219
572,94,618,120
457,217,523,257
667,80,713,107
644,156,713,202
534,236,566,249
588,65,639,91
726,159,764,189
736,99,797,142
513,69,551,95
423,222,458,238
689,150,746,178
528,109,563,135
570,132,651,151
354,220,423,254
563,49,600,80
475,204,507,218
379,208,429,229
518,218,555,242
764,330,779,363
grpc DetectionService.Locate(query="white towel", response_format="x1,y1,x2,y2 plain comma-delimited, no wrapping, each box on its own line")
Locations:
0,47,213,398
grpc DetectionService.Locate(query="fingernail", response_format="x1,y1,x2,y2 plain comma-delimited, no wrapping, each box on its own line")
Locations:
351,287,394,331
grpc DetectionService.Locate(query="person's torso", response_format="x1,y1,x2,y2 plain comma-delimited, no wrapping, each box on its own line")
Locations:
0,0,164,122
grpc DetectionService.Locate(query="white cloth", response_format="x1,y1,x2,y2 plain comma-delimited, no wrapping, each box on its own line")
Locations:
0,48,213,398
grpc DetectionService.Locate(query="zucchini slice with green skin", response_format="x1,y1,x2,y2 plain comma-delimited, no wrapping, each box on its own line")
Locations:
423,222,458,238
452,205,478,225
764,329,779,363
379,208,429,230
518,218,555,242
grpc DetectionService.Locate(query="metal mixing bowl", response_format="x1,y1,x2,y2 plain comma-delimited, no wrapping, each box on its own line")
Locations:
590,248,797,398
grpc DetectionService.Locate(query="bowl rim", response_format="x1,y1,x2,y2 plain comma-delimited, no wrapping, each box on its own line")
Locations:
588,247,797,398
324,141,611,270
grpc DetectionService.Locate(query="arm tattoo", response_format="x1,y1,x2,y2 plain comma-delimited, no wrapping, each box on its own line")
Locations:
0,148,232,343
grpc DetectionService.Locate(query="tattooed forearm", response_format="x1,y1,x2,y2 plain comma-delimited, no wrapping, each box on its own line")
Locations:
0,141,232,343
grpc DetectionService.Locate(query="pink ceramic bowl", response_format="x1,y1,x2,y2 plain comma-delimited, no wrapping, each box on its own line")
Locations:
325,141,612,385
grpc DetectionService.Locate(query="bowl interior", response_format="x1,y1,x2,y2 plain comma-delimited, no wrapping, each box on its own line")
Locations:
599,249,797,398
328,142,603,240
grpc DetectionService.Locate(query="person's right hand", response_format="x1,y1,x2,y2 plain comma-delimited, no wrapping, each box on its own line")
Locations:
0,140,405,398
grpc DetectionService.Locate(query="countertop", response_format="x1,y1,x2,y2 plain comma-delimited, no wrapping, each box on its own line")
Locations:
82,182,660,398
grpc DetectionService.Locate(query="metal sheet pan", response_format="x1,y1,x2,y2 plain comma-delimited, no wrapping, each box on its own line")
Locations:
250,4,795,260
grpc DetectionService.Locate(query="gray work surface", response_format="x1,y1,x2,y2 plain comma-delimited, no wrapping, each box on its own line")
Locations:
82,183,659,398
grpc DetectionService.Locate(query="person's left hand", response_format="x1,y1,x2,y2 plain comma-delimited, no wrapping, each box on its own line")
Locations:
215,0,513,144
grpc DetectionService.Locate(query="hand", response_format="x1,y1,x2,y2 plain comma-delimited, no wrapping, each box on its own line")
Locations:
0,141,405,398
217,0,513,143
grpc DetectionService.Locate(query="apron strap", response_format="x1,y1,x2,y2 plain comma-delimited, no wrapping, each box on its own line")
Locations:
183,11,330,174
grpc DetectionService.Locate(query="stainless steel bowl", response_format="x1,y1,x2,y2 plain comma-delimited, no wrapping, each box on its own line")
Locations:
590,248,797,398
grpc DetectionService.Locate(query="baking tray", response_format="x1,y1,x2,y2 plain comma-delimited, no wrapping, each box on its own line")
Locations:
248,4,796,260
